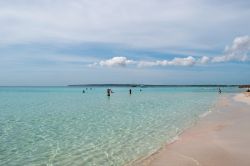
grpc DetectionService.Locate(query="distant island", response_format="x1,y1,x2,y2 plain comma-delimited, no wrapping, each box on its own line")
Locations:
68,84,240,87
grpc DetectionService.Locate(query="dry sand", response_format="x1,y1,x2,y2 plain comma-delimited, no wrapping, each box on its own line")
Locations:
136,93,250,166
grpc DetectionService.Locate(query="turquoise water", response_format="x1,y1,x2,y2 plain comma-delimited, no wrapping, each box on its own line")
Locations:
0,87,238,165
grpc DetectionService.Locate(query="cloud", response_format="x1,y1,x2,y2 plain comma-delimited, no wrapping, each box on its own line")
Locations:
198,56,210,64
89,35,250,68
90,56,197,68
189,35,250,64
93,56,135,67
212,35,250,62
138,56,196,67
226,35,250,53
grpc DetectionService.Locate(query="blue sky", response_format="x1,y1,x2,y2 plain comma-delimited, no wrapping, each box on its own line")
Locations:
0,0,250,85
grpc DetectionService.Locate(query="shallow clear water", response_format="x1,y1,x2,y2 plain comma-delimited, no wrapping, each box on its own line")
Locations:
0,86,239,165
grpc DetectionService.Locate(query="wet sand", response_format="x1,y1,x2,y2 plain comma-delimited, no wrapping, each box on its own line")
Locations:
137,93,250,166
234,92,250,105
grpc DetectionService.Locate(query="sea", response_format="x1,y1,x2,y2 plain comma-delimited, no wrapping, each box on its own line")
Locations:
0,86,240,166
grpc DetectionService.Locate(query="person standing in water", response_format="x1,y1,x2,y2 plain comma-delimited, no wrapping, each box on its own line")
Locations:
107,88,111,96
129,89,132,95
218,88,222,94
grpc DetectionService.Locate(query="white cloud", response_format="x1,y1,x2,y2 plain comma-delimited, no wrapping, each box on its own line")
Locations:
211,54,247,63
138,56,196,67
91,56,196,68
89,35,250,68
168,56,196,66
225,35,250,53
198,56,210,64
212,35,250,62
98,56,135,67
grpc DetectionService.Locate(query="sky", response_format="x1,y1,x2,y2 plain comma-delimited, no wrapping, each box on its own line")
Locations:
0,0,250,86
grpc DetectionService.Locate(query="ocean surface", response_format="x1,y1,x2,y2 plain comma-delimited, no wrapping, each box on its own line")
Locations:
0,86,240,166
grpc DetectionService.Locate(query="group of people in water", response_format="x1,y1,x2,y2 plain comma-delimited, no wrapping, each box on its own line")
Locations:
82,87,92,93
83,87,222,95
82,87,137,96
107,88,135,96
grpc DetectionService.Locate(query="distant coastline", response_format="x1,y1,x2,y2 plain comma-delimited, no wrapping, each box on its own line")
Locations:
1,84,248,88
68,84,240,88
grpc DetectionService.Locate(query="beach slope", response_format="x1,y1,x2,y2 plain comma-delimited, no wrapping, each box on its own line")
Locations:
139,93,250,166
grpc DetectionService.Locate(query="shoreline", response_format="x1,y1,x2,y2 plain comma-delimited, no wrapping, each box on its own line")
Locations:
135,92,250,166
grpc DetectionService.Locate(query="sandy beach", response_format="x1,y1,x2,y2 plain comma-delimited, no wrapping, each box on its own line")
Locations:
137,92,250,166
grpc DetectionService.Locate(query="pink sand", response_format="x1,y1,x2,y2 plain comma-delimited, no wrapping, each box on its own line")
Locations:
137,93,250,166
